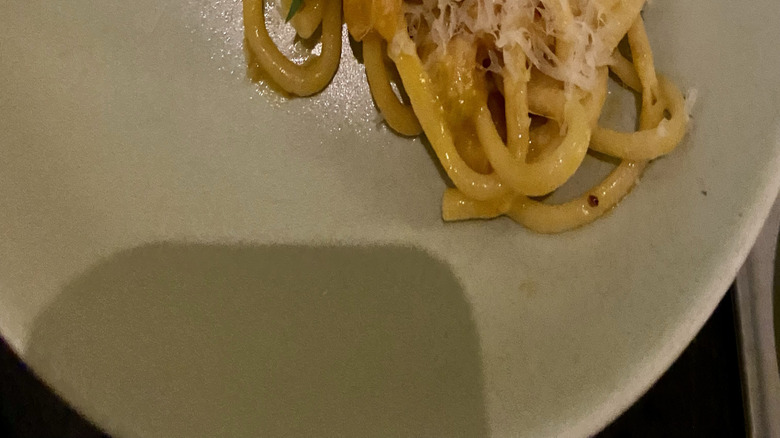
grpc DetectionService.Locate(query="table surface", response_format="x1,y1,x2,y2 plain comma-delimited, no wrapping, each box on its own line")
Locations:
0,288,746,438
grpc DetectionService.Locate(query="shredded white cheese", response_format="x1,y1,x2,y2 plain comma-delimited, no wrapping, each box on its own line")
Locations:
404,0,615,90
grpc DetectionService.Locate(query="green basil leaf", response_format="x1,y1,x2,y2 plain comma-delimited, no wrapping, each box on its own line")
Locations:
286,0,303,22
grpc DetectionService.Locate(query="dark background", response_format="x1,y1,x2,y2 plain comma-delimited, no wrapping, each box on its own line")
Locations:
0,287,745,438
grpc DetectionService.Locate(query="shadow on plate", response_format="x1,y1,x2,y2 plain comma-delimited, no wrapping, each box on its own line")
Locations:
25,243,487,438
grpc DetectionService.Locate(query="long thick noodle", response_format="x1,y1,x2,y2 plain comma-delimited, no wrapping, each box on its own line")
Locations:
242,0,690,233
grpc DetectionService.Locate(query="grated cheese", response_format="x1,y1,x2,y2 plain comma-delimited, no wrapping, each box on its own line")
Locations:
403,0,616,90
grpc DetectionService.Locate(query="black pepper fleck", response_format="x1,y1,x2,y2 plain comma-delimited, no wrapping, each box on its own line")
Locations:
588,195,599,207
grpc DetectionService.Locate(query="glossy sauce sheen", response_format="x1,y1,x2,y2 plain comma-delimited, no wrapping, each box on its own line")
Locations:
198,0,379,134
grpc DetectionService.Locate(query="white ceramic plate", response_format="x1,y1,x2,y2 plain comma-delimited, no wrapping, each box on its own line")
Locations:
1,1,779,437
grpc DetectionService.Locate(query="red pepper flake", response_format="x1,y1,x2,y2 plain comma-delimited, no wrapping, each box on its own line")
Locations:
588,195,599,207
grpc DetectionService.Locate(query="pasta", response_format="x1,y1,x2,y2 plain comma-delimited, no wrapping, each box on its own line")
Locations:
242,0,690,233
